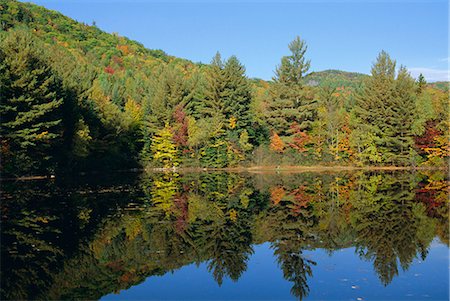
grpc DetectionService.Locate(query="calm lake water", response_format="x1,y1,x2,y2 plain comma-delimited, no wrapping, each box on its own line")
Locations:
1,171,448,300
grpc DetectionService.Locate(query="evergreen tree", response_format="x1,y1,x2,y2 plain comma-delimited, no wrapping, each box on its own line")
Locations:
388,66,417,164
222,56,252,132
143,64,195,134
265,83,303,136
195,52,227,124
0,30,63,175
141,64,196,161
352,51,417,165
274,37,310,85
416,73,427,95
266,36,316,135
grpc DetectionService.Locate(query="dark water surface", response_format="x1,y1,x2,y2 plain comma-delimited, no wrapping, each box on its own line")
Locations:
1,171,448,300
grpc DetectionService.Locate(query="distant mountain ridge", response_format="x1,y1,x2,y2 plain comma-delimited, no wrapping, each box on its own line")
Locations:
304,69,368,88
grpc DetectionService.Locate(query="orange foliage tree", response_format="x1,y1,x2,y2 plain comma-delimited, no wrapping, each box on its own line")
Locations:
270,132,285,153
270,186,285,205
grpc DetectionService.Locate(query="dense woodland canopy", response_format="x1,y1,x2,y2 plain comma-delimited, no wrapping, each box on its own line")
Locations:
1,1,449,176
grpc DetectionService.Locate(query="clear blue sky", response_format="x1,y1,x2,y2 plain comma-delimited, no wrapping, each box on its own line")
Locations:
27,0,449,81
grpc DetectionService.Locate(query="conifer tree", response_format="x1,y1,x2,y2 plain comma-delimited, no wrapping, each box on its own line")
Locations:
416,73,427,95
352,51,417,165
0,30,63,175
266,36,316,135
144,64,195,134
196,52,227,124
222,56,252,132
388,66,417,164
274,37,310,85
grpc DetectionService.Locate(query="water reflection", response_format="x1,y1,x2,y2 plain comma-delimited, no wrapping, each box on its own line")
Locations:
1,171,448,300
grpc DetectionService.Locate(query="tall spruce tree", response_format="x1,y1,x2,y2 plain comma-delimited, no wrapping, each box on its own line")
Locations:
388,66,417,164
0,30,64,175
196,52,227,124
266,36,316,135
222,56,252,132
352,51,417,165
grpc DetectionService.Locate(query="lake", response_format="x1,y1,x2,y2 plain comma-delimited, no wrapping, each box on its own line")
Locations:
1,171,448,300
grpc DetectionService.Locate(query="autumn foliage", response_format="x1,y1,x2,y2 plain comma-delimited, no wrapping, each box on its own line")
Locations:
289,123,311,153
172,105,189,148
104,65,115,74
270,132,285,153
270,186,285,205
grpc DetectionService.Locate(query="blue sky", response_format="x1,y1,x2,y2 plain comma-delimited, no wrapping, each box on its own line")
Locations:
28,0,448,81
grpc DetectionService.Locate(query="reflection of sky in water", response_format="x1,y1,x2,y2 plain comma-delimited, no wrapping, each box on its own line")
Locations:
102,240,449,300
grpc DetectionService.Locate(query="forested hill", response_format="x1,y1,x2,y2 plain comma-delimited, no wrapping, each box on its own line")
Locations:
1,0,204,176
1,0,449,177
1,0,188,64
303,70,368,88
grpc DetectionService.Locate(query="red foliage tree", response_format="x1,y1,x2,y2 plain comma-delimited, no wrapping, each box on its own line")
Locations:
104,65,115,74
414,120,441,155
172,104,189,148
288,122,311,153
289,185,313,216
174,189,189,234
112,55,124,67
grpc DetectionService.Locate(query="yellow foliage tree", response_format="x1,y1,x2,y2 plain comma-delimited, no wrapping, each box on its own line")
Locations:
150,125,179,168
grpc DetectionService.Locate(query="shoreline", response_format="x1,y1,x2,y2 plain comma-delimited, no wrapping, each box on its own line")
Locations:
2,165,448,181
147,165,448,174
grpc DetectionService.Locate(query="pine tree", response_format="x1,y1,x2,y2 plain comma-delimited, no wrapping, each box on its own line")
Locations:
196,52,227,124
265,83,302,136
0,30,63,175
266,36,316,135
387,66,417,164
274,37,311,85
352,51,417,165
191,53,253,166
144,64,195,134
222,56,252,132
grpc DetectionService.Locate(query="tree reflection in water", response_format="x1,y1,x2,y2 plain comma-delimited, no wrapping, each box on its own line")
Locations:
1,171,448,300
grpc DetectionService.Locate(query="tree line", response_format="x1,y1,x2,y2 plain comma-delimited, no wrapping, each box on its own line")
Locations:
1,1,448,176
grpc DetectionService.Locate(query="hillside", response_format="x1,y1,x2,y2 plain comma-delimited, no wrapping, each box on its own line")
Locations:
428,81,449,92
1,1,189,65
1,0,205,175
304,69,368,87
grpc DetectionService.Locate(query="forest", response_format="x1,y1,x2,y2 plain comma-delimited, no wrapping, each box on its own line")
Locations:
1,1,449,177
